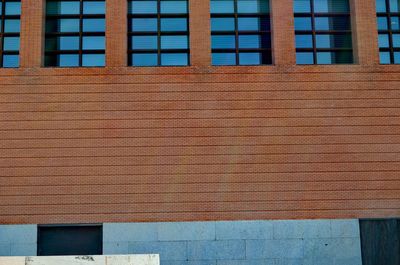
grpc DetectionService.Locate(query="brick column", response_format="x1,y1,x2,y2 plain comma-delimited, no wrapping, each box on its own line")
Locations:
270,0,296,65
20,0,45,68
189,0,211,67
106,0,128,67
351,0,380,65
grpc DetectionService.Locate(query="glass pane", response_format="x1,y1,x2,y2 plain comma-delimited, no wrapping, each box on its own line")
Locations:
239,52,262,65
161,1,187,14
237,0,269,13
161,36,188,49
317,51,353,64
390,0,400,12
46,19,80,32
376,0,387,12
82,54,105,66
83,36,105,50
379,51,391,64
3,37,20,51
315,16,351,30
132,53,158,66
294,0,311,13
296,52,314,64
378,34,390,48
4,19,20,33
212,53,236,65
315,34,352,48
391,16,400,30
238,17,270,31
59,54,79,67
161,18,187,32
5,2,21,15
210,0,235,14
83,19,106,32
393,34,400,47
211,35,236,49
295,34,313,48
131,36,158,49
83,1,105,14
313,0,350,13
161,53,188,66
211,18,235,31
129,1,157,14
131,18,157,32
294,17,312,31
377,17,388,30
59,36,79,50
394,52,400,64
46,1,80,15
2,55,19,68
238,35,269,49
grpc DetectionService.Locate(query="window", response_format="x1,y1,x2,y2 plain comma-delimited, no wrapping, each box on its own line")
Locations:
294,0,353,64
128,0,189,66
0,0,21,68
45,0,106,67
210,0,272,66
376,0,400,64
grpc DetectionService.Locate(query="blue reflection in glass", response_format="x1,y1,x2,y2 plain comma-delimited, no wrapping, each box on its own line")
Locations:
315,17,350,30
394,52,400,64
161,53,188,66
379,52,391,64
211,35,236,49
83,1,105,14
161,36,188,49
377,17,388,30
82,54,105,67
392,17,400,30
239,53,261,65
3,55,19,68
238,17,269,31
378,34,390,48
210,0,234,14
5,2,21,15
211,18,235,31
4,19,20,33
47,2,80,15
161,18,187,32
83,36,105,50
58,19,80,32
313,0,350,13
3,37,20,51
212,53,236,65
390,0,400,12
237,0,269,13
393,34,400,47
294,0,311,13
132,18,158,32
376,0,387,12
239,35,261,48
132,36,158,50
132,53,158,66
59,36,79,50
59,54,79,67
83,19,105,32
296,52,314,64
161,1,187,14
130,1,158,14
316,34,352,48
295,35,313,48
294,17,312,30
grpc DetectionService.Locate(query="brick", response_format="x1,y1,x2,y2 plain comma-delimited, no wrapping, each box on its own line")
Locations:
216,221,273,240
187,240,245,260
128,241,187,261
246,240,304,259
157,222,215,241
103,223,158,242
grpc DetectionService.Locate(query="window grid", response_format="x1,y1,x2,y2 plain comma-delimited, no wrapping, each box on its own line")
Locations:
0,0,21,68
294,0,353,64
210,0,272,66
128,0,190,67
45,0,105,67
377,0,400,64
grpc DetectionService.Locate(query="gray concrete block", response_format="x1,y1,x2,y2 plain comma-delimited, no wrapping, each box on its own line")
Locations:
157,222,215,241
103,223,158,242
0,225,37,244
273,220,331,239
129,241,187,261
0,243,10,256
246,240,304,259
302,258,334,265
161,261,188,265
304,238,362,260
103,242,129,254
10,243,37,256
275,259,305,265
162,261,216,265
216,221,273,240
187,240,245,260
330,220,360,238
217,259,276,265
334,257,362,265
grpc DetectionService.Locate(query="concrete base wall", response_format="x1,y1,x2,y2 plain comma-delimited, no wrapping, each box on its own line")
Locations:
0,225,37,256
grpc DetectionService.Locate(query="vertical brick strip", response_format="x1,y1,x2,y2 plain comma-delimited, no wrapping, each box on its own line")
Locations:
270,0,296,65
20,0,45,68
106,0,128,67
351,0,380,65
189,0,211,67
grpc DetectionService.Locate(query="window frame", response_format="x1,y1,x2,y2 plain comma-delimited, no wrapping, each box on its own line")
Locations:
0,0,21,68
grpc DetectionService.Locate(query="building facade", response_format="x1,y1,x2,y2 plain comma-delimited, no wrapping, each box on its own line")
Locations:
0,0,400,264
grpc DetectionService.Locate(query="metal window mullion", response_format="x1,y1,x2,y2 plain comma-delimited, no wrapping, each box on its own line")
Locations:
79,0,83,66
0,0,5,67
386,0,395,63
310,0,317,64
157,0,161,66
234,0,239,65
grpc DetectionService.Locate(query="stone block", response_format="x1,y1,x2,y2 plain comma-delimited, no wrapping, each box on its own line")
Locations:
273,220,331,239
0,225,37,244
10,244,37,256
187,240,245,260
0,243,11,256
157,222,215,241
217,259,276,265
246,240,304,259
304,238,361,259
128,241,187,261
330,220,360,238
103,242,129,254
216,221,273,240
103,223,158,242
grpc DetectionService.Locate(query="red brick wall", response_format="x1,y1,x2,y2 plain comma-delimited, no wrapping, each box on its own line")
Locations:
0,0,399,224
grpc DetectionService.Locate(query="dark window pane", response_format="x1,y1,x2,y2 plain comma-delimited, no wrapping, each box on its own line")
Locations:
82,54,105,66
83,19,106,32
317,51,353,64
294,17,312,30
378,34,390,48
83,36,105,50
376,0,387,12
4,19,20,33
380,51,391,64
210,0,235,14
392,16,400,30
5,2,21,15
390,0,400,12
3,37,20,51
211,18,235,31
83,1,105,14
212,53,236,65
211,35,236,49
161,36,188,49
59,54,80,67
296,52,314,64
313,0,350,13
237,0,269,13
46,19,80,33
131,36,158,50
131,18,158,32
393,34,400,47
161,53,188,66
315,16,351,30
294,0,311,13
2,55,19,68
295,34,313,48
132,53,158,66
238,17,270,31
161,1,187,14
161,18,187,32
377,17,388,30
129,1,157,14
46,1,80,15
315,34,352,48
